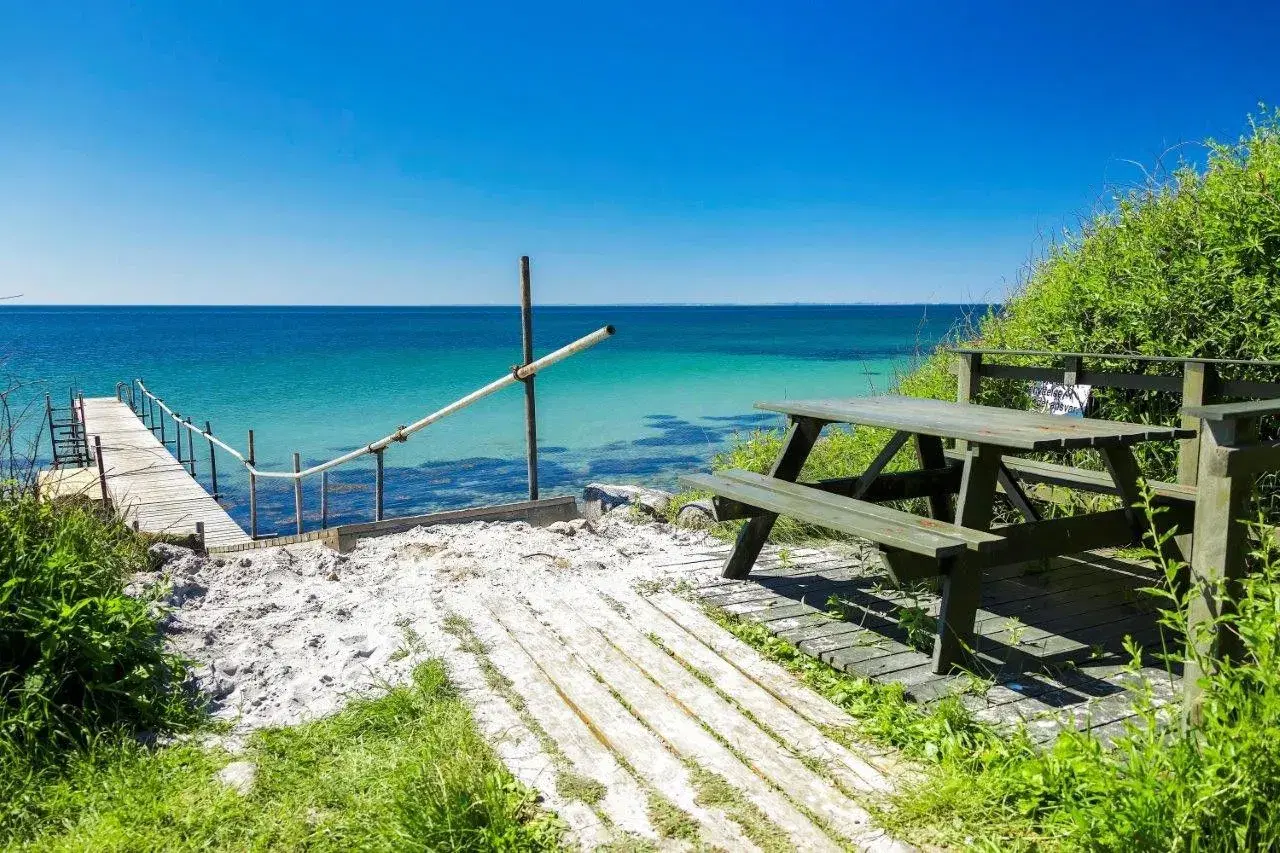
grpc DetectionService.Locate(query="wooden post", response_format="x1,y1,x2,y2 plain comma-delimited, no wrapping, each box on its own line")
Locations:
954,352,982,452
1176,361,1212,561
1178,361,1211,486
248,430,258,539
195,521,206,553
206,421,219,499
185,417,196,477
45,394,57,466
293,452,303,535
374,449,385,522
321,471,329,529
520,255,539,500
93,434,109,507
1184,415,1254,725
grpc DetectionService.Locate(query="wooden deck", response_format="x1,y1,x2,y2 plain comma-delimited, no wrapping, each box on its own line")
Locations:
81,397,251,548
657,544,1182,743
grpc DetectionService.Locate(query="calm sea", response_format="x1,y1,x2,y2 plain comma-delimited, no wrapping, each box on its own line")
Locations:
0,305,976,534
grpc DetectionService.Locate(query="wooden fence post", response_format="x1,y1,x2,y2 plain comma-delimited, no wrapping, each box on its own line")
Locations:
954,351,981,451
293,452,303,535
1183,411,1255,727
195,521,206,553
520,255,539,500
1178,361,1211,486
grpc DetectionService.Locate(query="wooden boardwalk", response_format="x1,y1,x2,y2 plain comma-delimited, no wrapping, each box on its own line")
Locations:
658,544,1181,744
451,584,910,851
81,398,250,548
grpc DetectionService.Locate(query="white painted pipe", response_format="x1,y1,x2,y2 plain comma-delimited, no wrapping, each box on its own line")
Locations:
135,324,614,481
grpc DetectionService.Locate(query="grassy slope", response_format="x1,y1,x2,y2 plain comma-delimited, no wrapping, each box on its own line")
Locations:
3,662,562,852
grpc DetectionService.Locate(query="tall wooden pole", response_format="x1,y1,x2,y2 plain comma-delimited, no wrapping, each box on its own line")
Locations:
520,255,539,500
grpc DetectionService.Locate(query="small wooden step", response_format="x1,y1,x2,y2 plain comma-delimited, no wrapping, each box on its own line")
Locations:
682,469,1003,558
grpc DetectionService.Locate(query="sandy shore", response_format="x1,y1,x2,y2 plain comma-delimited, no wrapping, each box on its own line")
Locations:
142,512,716,733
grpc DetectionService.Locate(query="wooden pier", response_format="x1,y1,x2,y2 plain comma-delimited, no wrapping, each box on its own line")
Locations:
81,397,250,548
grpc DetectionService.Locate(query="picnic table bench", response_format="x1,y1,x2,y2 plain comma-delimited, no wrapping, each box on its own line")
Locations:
682,396,1194,674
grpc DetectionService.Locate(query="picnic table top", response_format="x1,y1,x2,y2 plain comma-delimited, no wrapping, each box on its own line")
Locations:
755,395,1194,451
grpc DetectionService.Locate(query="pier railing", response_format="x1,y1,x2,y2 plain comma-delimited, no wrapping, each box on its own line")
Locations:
120,324,614,538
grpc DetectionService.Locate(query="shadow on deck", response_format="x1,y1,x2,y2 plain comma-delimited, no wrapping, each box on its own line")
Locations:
666,545,1183,744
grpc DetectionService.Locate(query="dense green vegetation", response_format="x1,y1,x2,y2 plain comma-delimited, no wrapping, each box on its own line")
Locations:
0,493,559,851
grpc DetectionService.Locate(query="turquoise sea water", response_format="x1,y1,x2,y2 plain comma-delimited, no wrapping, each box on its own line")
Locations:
0,305,975,534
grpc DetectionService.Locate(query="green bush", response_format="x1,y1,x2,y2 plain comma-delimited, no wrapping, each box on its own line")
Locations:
0,495,196,762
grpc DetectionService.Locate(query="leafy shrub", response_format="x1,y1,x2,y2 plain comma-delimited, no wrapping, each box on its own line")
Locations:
0,494,196,762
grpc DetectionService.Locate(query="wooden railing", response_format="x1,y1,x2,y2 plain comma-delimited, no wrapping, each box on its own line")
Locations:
952,348,1280,487
119,324,615,539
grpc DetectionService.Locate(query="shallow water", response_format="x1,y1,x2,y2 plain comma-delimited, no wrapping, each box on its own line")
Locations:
1,304,976,533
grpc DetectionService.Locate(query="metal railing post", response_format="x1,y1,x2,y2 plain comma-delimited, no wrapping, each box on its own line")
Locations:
173,413,182,463
45,394,58,467
248,430,257,539
520,255,539,500
159,402,166,445
206,421,219,498
293,452,303,535
374,449,384,522
185,417,196,476
321,471,329,529
94,435,109,507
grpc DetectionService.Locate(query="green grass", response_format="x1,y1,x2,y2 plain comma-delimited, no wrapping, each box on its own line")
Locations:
2,661,564,852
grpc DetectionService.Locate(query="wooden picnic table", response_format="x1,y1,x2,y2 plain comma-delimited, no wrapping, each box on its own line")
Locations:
682,396,1195,674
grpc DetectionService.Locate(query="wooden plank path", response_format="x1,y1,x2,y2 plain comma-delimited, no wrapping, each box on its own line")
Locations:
657,544,1181,744
81,397,251,548
451,586,911,851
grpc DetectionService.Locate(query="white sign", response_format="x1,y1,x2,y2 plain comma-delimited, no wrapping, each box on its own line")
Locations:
1031,382,1092,418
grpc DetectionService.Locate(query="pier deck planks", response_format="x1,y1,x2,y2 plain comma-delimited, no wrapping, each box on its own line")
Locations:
81,397,250,548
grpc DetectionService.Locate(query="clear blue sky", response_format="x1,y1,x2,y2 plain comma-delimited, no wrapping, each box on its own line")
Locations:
2,2,1277,305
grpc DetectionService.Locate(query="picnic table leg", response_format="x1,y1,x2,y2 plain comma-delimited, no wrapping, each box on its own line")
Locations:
1101,444,1188,588
914,434,951,520
721,416,824,579
932,444,1001,674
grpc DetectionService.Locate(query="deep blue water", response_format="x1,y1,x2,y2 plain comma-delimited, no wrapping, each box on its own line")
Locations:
0,305,979,534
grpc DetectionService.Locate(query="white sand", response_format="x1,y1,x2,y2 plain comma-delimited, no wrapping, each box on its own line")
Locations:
145,514,716,733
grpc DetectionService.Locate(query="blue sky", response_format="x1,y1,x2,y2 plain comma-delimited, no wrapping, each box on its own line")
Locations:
2,2,1277,305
